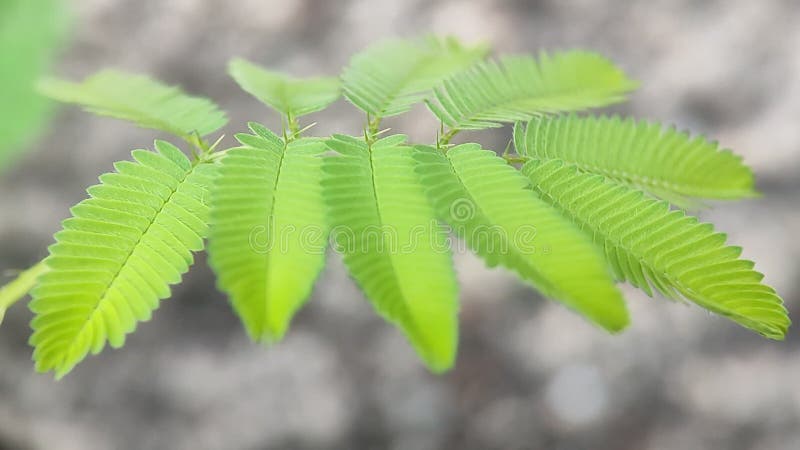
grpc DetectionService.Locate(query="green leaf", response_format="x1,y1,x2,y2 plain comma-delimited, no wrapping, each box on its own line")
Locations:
414,144,628,332
38,70,228,140
322,134,459,372
0,0,67,170
426,51,638,130
228,58,340,119
0,261,49,325
29,141,217,378
342,36,489,119
208,124,328,342
522,159,789,339
514,115,756,207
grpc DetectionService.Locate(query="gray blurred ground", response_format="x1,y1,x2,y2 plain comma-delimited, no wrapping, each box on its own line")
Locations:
2,0,800,449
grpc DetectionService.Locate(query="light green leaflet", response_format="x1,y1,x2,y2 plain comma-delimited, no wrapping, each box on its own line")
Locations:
38,70,228,141
0,0,67,170
414,144,628,332
522,159,788,339
322,134,459,372
342,36,489,119
228,58,340,121
208,124,329,342
29,141,217,378
514,115,756,208
427,51,638,130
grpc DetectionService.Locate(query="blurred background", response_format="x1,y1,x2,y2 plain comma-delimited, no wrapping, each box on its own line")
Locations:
1,0,800,449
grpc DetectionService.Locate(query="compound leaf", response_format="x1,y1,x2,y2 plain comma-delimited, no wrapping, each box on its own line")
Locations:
38,70,228,140
29,141,217,378
208,124,328,342
342,36,489,119
228,58,340,119
414,144,628,331
514,115,756,207
427,51,637,130
522,159,788,339
322,134,459,372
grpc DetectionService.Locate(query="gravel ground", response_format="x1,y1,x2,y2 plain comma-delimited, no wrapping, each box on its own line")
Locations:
1,1,799,449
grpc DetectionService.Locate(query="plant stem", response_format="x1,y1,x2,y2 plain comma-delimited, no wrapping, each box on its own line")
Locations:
366,113,381,136
503,155,529,164
438,128,460,148
0,261,49,324
184,131,214,162
287,112,300,141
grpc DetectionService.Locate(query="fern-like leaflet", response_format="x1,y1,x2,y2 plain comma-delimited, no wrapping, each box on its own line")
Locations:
37,70,228,142
342,35,489,121
208,124,328,342
426,52,638,131
522,159,788,338
322,134,459,371
228,58,340,128
514,115,756,207
414,144,629,331
29,141,216,377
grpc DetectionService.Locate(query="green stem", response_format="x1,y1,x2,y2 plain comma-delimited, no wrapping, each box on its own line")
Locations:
0,261,49,324
503,155,529,164
367,116,381,140
185,131,212,161
287,112,300,141
206,148,230,162
438,128,460,148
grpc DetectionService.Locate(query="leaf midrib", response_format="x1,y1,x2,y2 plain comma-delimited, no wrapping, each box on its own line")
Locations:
360,143,423,343
551,160,753,201
527,171,781,332
85,94,188,139
444,152,560,296
447,86,623,129
60,158,203,369
257,140,288,338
